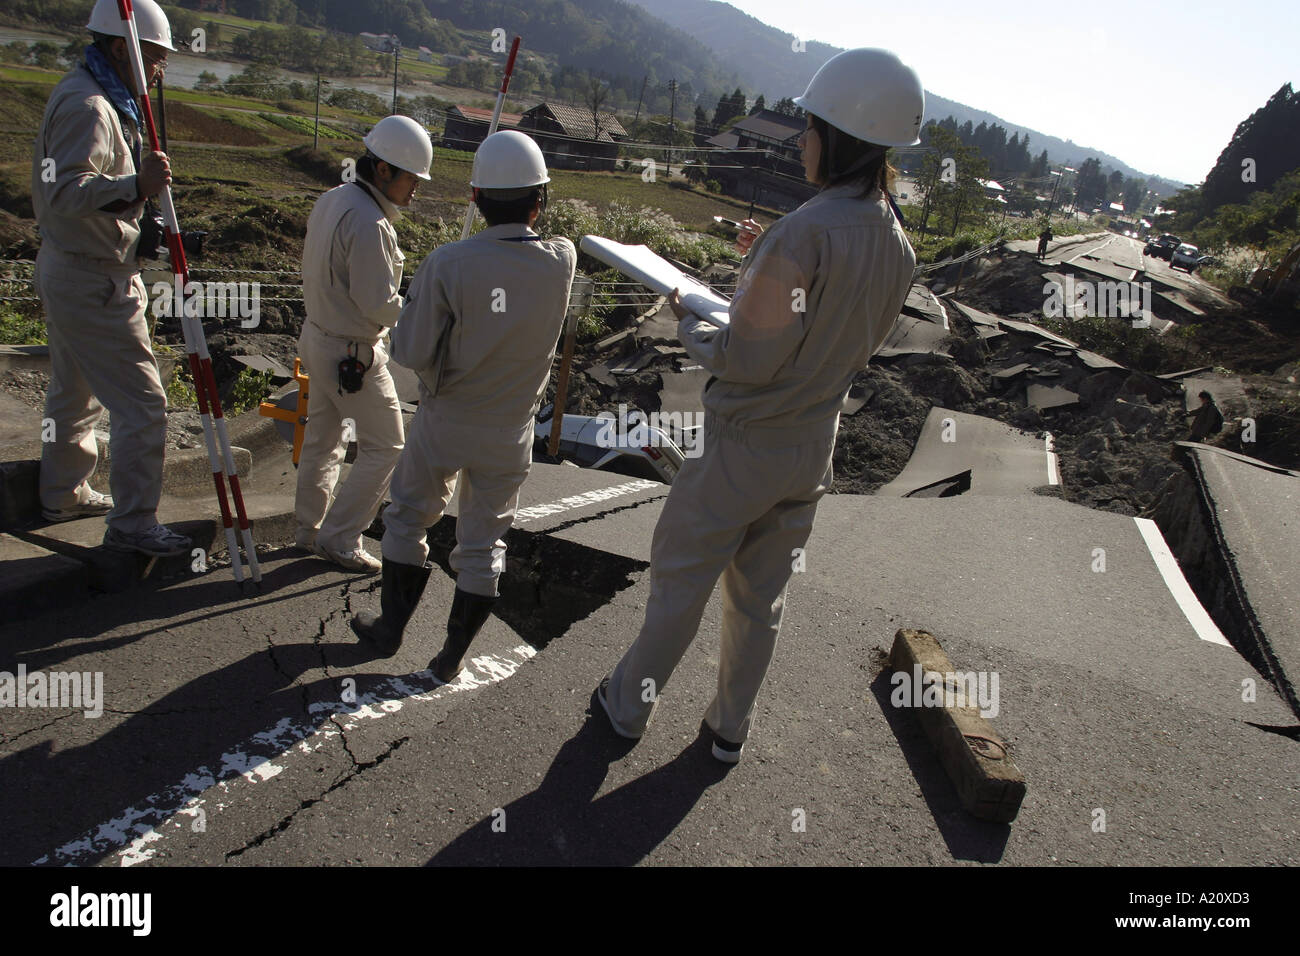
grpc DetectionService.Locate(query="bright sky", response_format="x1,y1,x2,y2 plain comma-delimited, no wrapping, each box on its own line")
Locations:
724,0,1298,185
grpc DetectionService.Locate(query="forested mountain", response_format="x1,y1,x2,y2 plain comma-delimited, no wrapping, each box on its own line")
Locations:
2,0,1177,185
164,0,743,112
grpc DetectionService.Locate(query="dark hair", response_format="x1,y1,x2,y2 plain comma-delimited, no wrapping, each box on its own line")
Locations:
474,185,547,227
810,114,895,197
1198,390,1214,402
357,153,379,185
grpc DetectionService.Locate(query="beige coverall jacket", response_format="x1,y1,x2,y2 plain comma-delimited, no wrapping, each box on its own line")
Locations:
32,63,167,533
605,184,916,744
382,223,576,596
295,179,406,554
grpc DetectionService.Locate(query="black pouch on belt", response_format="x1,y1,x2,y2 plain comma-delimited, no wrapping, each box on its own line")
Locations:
338,342,370,394
137,201,168,260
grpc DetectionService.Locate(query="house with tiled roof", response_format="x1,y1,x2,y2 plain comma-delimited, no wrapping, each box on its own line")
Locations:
705,109,814,211
441,105,525,152
443,102,630,172
518,103,630,172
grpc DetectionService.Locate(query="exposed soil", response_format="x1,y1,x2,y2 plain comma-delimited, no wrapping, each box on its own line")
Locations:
3,143,1297,523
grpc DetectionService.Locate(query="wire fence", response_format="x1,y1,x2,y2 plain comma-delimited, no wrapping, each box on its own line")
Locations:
0,259,735,307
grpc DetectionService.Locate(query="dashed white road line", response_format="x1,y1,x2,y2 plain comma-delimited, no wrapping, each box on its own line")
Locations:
1133,517,1231,646
514,479,663,523
32,646,538,867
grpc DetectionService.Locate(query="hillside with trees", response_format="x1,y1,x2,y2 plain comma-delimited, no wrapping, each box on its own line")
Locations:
623,0,1180,190
1158,84,1299,288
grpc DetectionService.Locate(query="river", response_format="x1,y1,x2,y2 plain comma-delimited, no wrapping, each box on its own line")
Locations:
1,28,423,103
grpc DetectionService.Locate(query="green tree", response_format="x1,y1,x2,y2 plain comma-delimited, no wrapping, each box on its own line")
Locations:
1074,158,1106,210
916,124,991,235
29,41,62,70
771,96,803,118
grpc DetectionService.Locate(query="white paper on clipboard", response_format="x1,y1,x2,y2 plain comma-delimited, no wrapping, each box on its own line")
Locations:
579,234,731,327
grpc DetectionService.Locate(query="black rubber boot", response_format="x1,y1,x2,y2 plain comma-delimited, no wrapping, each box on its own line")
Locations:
350,558,432,656
429,588,497,683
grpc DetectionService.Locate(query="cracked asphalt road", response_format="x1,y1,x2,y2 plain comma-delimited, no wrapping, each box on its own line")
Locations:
2,462,1296,866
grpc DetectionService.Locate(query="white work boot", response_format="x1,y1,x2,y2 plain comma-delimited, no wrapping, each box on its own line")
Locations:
319,545,382,573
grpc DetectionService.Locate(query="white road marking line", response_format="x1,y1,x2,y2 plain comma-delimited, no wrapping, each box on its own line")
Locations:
514,479,663,523
31,646,538,867
928,290,949,330
1133,517,1231,646
1044,432,1059,485
1067,235,1113,264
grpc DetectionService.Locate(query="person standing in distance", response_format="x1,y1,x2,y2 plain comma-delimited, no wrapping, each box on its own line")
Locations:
351,131,576,682
596,48,922,764
295,115,433,572
32,0,190,556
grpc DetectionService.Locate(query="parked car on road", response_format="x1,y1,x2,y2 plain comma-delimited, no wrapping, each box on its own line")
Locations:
1170,243,1201,272
1143,234,1181,259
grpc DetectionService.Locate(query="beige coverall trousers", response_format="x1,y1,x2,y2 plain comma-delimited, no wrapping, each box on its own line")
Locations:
381,403,532,598
605,421,835,744
295,322,404,554
36,248,167,533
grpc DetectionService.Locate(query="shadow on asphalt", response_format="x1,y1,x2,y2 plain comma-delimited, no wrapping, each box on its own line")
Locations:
427,704,730,866
2,535,646,866
1,549,340,672
0,631,409,865
869,670,1012,863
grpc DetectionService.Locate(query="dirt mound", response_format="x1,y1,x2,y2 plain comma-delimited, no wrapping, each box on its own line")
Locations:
285,145,352,187
0,208,38,258
0,165,34,220
197,198,312,260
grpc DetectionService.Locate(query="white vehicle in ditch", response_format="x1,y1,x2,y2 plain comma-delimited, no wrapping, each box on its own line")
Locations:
533,403,697,484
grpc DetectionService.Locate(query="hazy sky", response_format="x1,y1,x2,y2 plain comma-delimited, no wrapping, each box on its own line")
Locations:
722,0,1297,184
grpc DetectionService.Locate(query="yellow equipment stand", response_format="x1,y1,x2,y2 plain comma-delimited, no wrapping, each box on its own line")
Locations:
258,357,310,466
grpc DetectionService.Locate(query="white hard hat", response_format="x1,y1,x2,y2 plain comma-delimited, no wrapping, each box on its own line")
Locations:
363,115,434,180
87,0,176,52
794,48,924,147
471,131,550,190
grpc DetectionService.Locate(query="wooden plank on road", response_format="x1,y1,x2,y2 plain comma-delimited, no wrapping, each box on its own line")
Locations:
888,627,1027,823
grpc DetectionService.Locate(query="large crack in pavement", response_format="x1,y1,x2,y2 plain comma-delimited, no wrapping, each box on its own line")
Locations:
0,711,77,746
224,734,410,861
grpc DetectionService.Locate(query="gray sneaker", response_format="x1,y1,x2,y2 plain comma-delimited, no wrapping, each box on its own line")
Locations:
43,488,113,523
103,524,192,558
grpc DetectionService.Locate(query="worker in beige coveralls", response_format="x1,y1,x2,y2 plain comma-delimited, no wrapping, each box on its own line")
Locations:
32,0,191,557
597,48,924,764
351,131,576,683
295,115,433,572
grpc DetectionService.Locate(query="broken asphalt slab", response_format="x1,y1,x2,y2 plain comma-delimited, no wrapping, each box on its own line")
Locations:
87,491,1298,866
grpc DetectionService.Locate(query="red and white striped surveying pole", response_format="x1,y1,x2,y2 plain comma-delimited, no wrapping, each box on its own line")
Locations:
461,35,521,240
116,0,260,585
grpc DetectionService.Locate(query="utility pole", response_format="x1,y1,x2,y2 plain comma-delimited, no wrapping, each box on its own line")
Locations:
633,75,647,124
390,35,400,115
667,78,677,173
313,73,321,149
